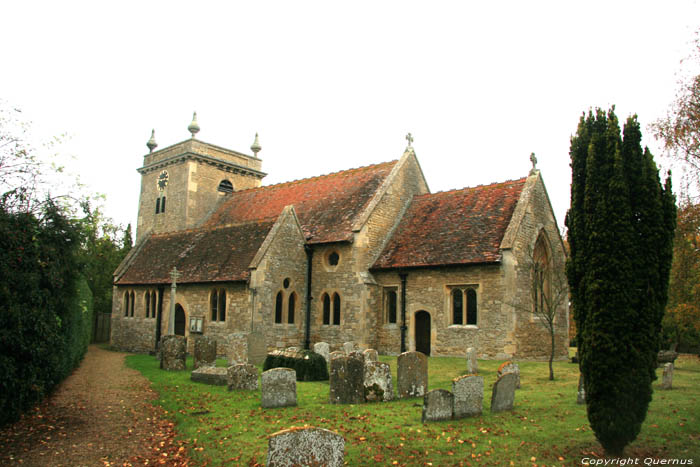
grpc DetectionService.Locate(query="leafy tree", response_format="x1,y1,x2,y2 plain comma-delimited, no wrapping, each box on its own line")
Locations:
566,108,676,455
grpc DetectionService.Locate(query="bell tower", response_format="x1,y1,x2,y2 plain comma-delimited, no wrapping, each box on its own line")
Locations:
135,113,266,241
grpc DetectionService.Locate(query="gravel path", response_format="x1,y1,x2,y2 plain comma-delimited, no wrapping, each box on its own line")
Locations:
0,345,190,466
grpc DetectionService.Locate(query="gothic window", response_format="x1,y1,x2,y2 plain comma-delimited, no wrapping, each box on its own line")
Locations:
210,289,226,322
533,232,551,316
151,290,157,319
129,291,135,317
449,286,477,326
145,291,151,318
155,198,160,214
452,289,463,325
384,288,397,324
288,292,296,324
322,293,331,325
466,289,477,325
211,290,218,321
328,251,340,266
332,293,341,325
218,179,234,193
123,291,128,317
283,278,290,289
218,289,226,321
275,291,283,324
161,196,166,213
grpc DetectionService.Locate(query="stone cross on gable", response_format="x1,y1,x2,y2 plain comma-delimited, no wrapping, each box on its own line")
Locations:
406,132,414,148
530,152,538,171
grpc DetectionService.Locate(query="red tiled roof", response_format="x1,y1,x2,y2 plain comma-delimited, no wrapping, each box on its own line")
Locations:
116,221,275,285
372,178,527,270
204,160,397,244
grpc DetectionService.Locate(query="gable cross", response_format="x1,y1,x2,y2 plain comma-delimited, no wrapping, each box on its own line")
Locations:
530,152,538,171
406,132,414,149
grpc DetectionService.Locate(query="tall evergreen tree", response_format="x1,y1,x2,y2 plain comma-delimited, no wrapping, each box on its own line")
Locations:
565,108,676,455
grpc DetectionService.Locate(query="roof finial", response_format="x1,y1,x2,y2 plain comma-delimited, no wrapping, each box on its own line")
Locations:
188,112,200,139
530,152,538,173
147,129,158,153
405,132,414,150
250,132,261,157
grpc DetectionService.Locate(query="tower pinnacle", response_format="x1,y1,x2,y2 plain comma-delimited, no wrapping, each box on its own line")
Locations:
188,112,200,139
251,133,261,157
147,129,158,153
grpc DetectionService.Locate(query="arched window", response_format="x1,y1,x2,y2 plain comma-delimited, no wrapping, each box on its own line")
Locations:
385,288,397,324
466,289,477,325
218,289,226,321
155,198,160,214
452,288,463,325
533,233,551,315
161,196,166,213
145,291,151,318
275,291,283,324
211,290,218,321
322,293,331,325
150,290,157,319
124,291,129,317
332,293,341,325
218,180,234,193
328,251,340,266
129,291,135,317
288,292,296,324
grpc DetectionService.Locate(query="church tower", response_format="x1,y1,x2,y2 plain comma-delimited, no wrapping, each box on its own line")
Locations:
135,113,266,241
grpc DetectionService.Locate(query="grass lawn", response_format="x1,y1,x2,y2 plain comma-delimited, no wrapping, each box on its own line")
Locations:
126,352,700,466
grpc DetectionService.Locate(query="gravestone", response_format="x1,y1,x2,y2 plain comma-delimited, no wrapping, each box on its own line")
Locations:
227,332,249,365
267,426,345,467
577,374,586,404
329,354,365,404
261,368,297,408
329,351,345,361
491,373,517,412
364,361,393,402
422,389,454,423
343,341,359,355
466,347,478,374
497,361,521,388
314,342,330,364
193,335,217,369
160,335,186,371
661,363,673,390
452,375,483,418
363,349,378,362
191,366,228,386
228,363,259,391
397,351,428,398
247,331,267,365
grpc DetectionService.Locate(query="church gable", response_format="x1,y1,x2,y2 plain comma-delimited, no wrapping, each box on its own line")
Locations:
372,177,527,270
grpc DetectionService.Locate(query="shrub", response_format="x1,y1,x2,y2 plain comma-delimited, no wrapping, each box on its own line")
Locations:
263,350,329,381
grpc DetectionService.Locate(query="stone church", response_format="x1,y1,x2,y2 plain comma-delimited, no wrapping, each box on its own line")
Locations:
111,116,569,360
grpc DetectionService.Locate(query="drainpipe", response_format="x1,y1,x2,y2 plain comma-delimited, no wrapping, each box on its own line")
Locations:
399,271,408,353
304,245,314,350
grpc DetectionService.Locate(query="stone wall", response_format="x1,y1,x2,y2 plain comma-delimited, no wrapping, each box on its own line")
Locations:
110,285,158,353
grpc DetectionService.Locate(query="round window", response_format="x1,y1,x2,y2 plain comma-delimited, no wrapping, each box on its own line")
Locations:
283,278,290,289
328,251,340,266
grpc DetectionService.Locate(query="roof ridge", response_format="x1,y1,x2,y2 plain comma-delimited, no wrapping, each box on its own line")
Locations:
149,219,276,238
231,159,398,195
415,176,528,198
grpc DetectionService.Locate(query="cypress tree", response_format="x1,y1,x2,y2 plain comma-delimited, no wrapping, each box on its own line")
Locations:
565,108,676,455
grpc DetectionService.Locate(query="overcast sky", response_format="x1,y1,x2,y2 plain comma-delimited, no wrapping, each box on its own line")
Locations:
2,1,699,234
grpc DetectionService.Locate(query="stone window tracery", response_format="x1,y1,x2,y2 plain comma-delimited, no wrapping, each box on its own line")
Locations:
288,292,296,324
322,293,331,325
384,287,398,324
210,288,226,322
275,291,283,324
449,286,478,325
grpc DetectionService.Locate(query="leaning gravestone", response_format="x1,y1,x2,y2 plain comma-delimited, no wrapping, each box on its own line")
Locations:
363,349,378,362
261,368,297,408
227,332,249,365
397,351,428,398
661,363,674,390
247,331,267,365
452,375,483,418
191,366,228,386
193,335,217,369
577,374,586,404
267,426,345,467
228,363,259,391
497,361,521,389
160,335,186,371
466,347,478,374
422,389,454,423
314,342,330,364
491,372,517,412
330,354,365,404
364,361,393,402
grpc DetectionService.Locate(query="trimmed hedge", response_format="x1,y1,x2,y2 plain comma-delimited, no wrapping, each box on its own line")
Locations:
263,350,329,381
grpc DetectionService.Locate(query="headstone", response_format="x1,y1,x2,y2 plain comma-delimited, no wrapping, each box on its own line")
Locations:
661,363,673,390
267,426,345,467
160,335,186,371
422,389,454,423
191,366,228,386
329,354,365,404
577,374,586,404
227,332,249,365
364,361,393,402
343,341,358,355
193,335,217,369
247,331,267,365
227,363,259,391
329,350,345,361
491,373,517,412
348,350,365,362
397,351,428,398
466,347,478,374
452,375,483,418
497,361,521,389
363,349,378,362
261,368,297,408
314,342,330,364
658,350,679,368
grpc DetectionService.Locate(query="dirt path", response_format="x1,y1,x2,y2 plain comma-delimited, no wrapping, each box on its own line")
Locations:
0,345,190,466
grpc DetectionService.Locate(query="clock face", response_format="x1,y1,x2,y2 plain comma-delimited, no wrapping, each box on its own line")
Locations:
157,170,169,191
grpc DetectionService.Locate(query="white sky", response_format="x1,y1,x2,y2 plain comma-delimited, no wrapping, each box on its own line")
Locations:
2,1,699,232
